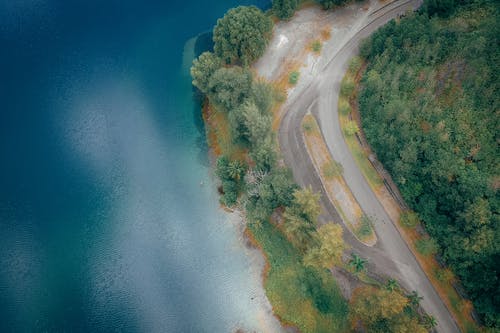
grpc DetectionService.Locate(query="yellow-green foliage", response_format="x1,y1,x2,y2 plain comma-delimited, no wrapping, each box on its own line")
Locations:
248,221,348,333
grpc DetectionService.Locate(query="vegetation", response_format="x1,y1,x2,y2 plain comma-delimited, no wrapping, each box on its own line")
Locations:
359,0,499,327
272,0,299,20
322,160,343,179
315,0,353,10
311,40,322,53
288,71,300,85
213,6,273,65
350,286,427,333
191,5,355,331
305,223,347,269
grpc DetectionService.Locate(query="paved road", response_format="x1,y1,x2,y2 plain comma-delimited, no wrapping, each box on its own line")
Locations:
278,1,460,332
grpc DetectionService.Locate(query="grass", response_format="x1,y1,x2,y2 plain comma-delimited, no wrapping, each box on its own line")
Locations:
322,160,343,179
341,57,482,333
247,221,349,333
356,214,374,240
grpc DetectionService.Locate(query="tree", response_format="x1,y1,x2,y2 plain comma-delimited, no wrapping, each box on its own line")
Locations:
349,286,409,332
349,253,367,273
207,67,252,112
304,223,347,269
344,121,359,136
315,0,349,10
190,51,222,94
251,81,274,115
272,0,299,20
386,278,399,292
423,314,438,329
415,237,439,256
291,187,321,223
283,211,316,251
227,160,246,181
242,101,272,146
249,135,277,171
213,6,273,65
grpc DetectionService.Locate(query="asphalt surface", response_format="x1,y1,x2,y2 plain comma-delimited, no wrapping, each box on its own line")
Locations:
277,1,460,332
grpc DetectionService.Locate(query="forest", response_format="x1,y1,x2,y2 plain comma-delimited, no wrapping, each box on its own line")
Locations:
358,0,499,327
191,3,435,332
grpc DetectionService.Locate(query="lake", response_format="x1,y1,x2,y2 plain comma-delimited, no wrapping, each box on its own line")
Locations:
0,0,282,331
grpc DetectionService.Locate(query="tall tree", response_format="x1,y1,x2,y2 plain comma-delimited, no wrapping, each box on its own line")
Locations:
272,0,299,20
190,51,222,94
213,6,273,65
304,223,347,269
349,286,427,333
207,67,252,112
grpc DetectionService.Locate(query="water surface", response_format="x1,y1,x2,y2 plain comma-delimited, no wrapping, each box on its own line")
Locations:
0,0,281,331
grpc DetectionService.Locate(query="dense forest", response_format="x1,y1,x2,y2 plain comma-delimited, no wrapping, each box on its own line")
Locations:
359,0,499,327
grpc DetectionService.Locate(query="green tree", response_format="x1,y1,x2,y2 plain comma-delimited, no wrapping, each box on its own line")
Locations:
304,223,347,269
349,253,367,273
190,51,222,94
213,6,273,65
272,0,299,20
227,160,246,181
349,286,410,332
292,187,321,223
407,290,423,306
242,101,272,146
344,121,359,136
386,278,399,292
249,136,277,171
207,67,252,112
415,237,439,256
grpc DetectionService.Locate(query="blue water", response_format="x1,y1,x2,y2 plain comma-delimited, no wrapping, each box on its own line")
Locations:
0,1,280,332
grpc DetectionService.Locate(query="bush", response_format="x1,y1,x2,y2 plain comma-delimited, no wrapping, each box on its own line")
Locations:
348,56,363,74
344,121,359,136
400,211,419,228
272,0,299,20
416,238,439,256
312,40,322,53
358,215,374,238
340,77,355,97
338,98,352,115
289,71,300,85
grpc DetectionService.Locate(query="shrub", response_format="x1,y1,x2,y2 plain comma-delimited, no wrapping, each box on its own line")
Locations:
340,77,355,97
338,98,352,115
312,40,322,53
416,238,439,256
344,121,359,136
289,71,300,85
400,211,419,228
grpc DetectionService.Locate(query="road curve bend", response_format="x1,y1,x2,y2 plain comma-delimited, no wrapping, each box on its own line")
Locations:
278,1,460,332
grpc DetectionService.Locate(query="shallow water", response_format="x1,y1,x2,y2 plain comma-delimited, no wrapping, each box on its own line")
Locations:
0,1,282,331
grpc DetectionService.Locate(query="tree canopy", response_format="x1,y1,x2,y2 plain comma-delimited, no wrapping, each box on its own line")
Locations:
272,0,299,20
350,286,427,333
190,51,221,94
213,6,273,65
359,1,499,326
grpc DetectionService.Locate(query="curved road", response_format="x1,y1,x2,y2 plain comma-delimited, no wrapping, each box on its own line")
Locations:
278,1,460,332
